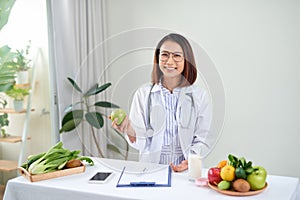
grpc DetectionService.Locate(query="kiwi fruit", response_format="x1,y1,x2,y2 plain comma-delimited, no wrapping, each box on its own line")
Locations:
232,179,251,192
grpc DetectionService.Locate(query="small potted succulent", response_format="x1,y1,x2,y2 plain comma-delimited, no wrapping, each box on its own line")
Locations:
5,85,30,111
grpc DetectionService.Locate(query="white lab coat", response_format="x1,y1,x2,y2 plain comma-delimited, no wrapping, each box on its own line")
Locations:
126,83,212,163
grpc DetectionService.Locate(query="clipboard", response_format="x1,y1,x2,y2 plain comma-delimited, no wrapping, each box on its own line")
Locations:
116,165,172,187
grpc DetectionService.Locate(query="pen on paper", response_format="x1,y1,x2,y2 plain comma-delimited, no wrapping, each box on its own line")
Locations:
136,168,147,177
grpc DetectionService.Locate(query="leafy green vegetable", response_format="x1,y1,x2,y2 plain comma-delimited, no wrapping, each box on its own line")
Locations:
228,154,254,175
21,142,94,174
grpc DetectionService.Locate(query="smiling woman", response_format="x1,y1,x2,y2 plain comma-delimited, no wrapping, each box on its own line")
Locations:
110,33,216,173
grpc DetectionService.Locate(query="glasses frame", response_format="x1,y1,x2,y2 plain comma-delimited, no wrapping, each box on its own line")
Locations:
159,50,184,62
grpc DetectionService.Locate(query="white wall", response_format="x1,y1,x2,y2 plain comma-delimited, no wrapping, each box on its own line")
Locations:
0,0,51,183
105,0,300,178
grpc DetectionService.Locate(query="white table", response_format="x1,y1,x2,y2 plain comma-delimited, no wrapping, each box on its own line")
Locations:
4,158,300,200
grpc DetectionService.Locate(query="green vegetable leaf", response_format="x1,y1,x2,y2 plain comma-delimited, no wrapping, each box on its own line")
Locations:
245,166,254,174
78,156,94,166
94,101,119,108
85,112,104,129
67,77,82,93
228,154,238,168
238,157,246,167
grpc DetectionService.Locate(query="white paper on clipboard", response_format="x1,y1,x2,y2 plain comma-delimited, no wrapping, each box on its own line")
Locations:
117,165,171,187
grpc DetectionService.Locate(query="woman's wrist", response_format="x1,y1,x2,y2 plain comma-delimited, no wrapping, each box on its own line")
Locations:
126,121,136,143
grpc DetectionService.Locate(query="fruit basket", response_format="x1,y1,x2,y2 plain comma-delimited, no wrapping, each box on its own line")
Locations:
207,154,268,196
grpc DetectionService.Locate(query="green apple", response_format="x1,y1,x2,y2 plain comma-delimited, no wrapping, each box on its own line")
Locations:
247,166,267,190
110,109,126,125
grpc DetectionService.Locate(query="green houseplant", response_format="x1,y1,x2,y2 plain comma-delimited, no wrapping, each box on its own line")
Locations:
59,77,129,159
5,85,30,111
0,46,16,92
0,97,9,137
0,0,17,92
9,41,32,84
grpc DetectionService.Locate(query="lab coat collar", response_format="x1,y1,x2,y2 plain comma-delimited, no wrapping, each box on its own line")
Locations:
151,82,193,93
151,83,195,94
151,83,162,93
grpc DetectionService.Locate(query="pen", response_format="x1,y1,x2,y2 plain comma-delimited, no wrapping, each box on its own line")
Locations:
130,182,156,186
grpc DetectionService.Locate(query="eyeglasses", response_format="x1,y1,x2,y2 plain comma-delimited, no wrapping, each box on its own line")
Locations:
159,51,184,62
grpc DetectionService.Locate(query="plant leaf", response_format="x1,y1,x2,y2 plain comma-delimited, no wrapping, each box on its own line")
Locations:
67,77,82,93
94,83,111,95
59,118,82,133
83,83,98,97
63,101,83,113
85,112,104,129
0,83,14,92
94,101,119,108
61,110,84,127
0,0,16,31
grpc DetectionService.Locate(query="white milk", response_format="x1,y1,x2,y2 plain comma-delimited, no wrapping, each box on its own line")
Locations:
188,153,202,181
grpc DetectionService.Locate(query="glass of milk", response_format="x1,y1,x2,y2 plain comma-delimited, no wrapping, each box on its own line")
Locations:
188,150,202,181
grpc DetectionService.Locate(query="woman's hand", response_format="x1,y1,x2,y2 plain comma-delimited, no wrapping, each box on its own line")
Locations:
170,160,188,172
111,116,136,143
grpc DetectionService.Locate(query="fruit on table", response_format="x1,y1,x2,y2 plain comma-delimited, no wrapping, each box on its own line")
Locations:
66,159,82,168
208,167,222,186
110,109,126,125
209,154,267,193
218,180,231,190
220,165,235,181
217,160,227,169
247,166,267,190
232,178,250,192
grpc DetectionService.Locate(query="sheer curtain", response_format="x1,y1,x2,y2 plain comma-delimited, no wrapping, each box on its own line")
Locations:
47,0,108,156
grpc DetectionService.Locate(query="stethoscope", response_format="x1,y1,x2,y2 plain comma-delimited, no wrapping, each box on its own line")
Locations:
145,84,195,137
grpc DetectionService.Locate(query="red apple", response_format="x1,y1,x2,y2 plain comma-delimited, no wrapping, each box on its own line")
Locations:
208,167,222,186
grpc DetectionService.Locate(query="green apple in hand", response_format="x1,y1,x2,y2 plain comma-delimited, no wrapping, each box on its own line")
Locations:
110,109,126,125
247,166,267,190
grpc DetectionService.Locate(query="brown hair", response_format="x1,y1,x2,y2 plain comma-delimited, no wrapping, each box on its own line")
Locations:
151,33,197,86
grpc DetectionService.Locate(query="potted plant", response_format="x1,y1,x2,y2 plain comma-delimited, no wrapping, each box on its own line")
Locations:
5,85,30,111
0,97,9,137
12,41,32,84
59,77,129,159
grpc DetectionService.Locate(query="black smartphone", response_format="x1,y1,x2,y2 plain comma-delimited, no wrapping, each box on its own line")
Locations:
89,172,113,184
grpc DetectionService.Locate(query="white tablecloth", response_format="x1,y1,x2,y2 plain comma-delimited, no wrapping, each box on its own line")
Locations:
4,158,300,200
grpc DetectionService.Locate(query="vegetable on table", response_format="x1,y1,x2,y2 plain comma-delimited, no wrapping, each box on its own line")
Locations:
21,142,94,175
